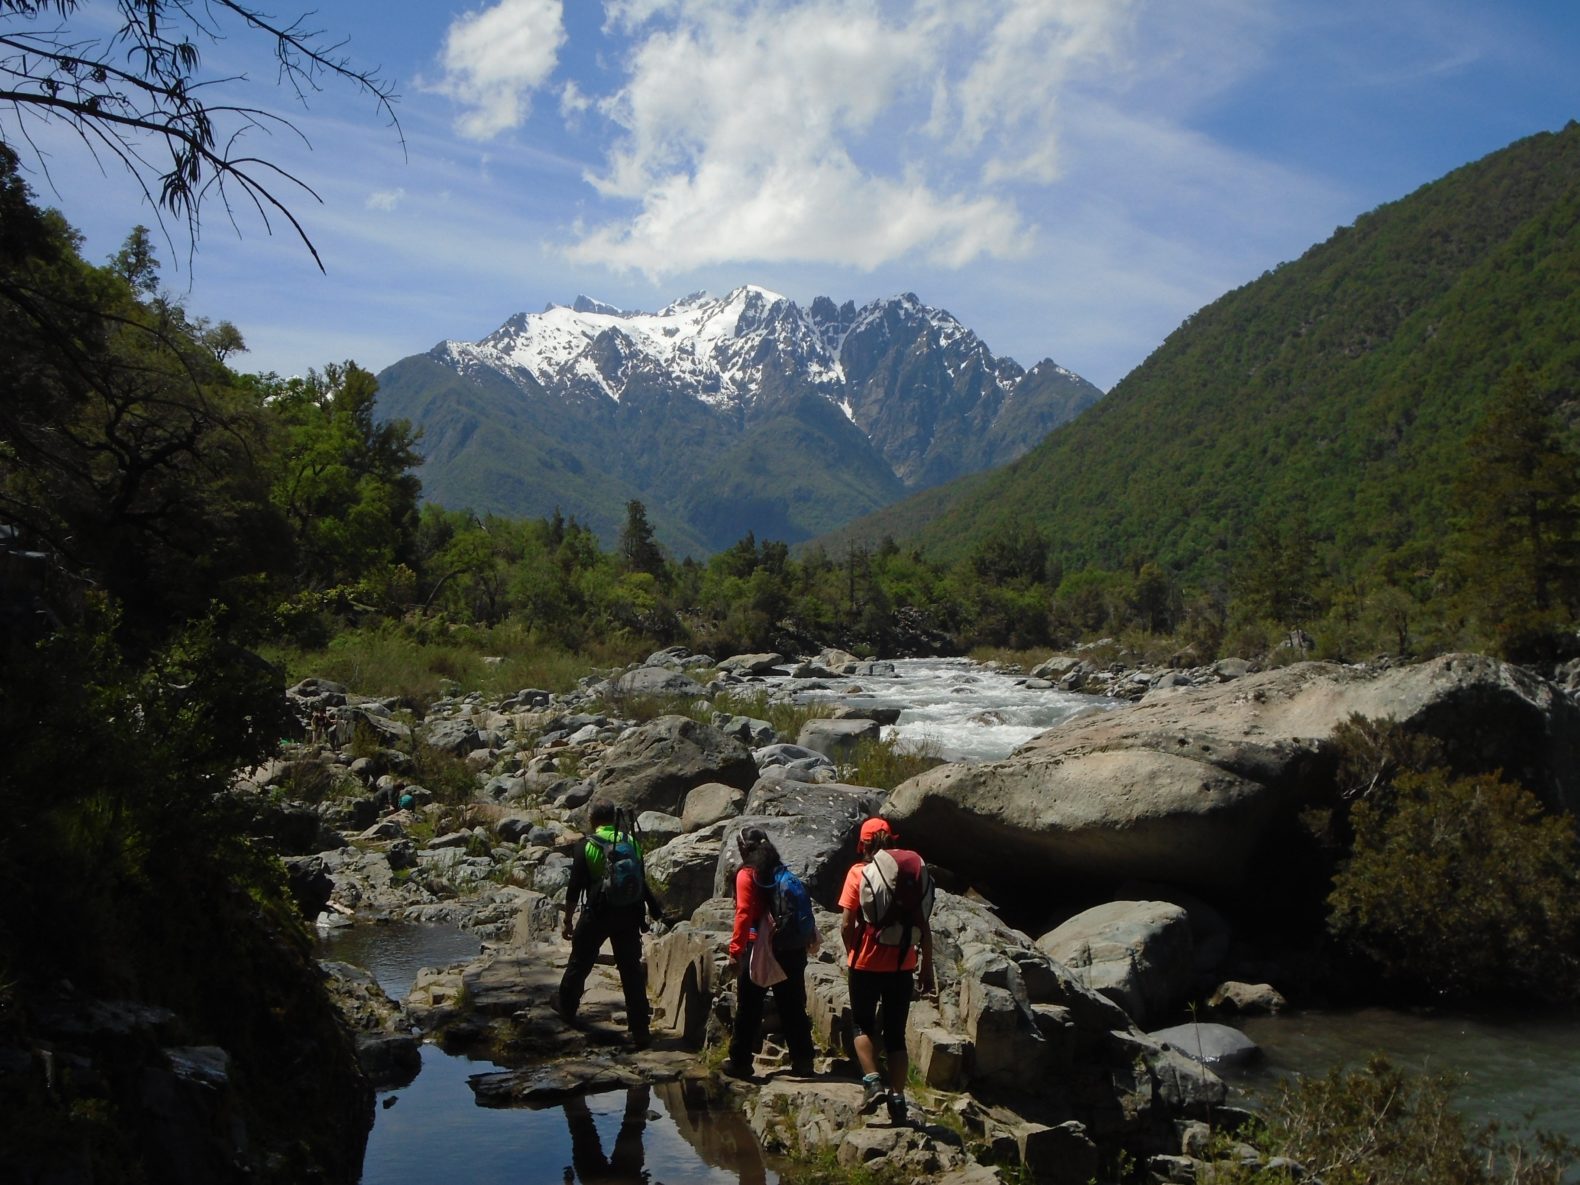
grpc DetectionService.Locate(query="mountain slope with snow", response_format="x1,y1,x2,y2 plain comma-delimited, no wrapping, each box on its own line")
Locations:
375,287,1102,555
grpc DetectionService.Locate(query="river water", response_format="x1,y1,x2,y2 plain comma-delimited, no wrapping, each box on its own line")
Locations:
324,656,1580,1181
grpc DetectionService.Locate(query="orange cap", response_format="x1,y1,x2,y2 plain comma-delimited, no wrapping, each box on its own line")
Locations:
859,817,894,846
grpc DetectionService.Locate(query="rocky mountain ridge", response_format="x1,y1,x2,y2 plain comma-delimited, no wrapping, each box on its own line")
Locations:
375,287,1102,555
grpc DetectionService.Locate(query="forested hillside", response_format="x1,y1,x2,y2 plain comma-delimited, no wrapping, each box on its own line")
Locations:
824,123,1580,654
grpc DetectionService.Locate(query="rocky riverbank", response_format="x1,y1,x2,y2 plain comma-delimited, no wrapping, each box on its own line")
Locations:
251,645,1580,1183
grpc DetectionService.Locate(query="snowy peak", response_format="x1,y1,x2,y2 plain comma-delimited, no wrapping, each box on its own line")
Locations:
384,286,1104,553
449,284,844,407
420,286,1102,492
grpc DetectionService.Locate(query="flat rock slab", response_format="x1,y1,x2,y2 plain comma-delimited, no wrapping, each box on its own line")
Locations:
469,1050,695,1106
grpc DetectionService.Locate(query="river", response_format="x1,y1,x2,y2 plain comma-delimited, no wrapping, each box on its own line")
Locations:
325,655,1580,1181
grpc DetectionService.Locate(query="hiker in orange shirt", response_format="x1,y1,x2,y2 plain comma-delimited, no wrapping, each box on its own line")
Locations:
838,817,934,1125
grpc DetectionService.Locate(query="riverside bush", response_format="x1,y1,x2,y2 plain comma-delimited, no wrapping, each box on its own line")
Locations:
1327,769,1580,1002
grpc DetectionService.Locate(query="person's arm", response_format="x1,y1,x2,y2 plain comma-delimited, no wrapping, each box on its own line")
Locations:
562,849,587,939
841,905,861,959
916,914,935,994
727,866,757,962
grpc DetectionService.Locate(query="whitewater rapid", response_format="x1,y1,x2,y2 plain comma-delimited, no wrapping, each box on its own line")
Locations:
766,656,1121,763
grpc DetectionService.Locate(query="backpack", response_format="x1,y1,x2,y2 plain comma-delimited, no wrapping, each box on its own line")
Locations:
760,865,818,950
589,816,645,909
858,848,934,948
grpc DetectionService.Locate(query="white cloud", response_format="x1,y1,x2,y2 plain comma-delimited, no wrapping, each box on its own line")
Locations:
436,0,567,139
562,0,1147,274
365,187,407,211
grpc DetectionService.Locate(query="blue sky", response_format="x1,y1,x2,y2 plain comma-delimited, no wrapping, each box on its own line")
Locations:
13,0,1580,391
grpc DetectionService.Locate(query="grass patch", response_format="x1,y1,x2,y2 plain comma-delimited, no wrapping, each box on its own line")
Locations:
843,733,946,790
264,622,647,704
710,689,834,742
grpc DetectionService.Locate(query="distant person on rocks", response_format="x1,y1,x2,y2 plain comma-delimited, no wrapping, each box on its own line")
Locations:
839,817,934,1125
724,826,818,1079
558,798,663,1049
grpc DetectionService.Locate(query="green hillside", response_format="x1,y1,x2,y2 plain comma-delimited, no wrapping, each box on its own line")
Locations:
833,122,1580,588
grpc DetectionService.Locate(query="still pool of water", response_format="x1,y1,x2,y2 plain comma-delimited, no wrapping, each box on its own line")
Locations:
360,1046,775,1185
318,922,779,1184
1221,1006,1580,1147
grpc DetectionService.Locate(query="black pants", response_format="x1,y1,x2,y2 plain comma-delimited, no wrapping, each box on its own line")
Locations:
559,902,650,1037
848,967,913,1052
730,944,814,1069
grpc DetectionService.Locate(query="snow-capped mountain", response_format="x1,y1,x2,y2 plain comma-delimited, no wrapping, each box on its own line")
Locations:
374,287,1102,555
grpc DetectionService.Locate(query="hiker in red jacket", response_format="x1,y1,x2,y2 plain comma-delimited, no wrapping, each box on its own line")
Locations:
839,817,934,1125
724,826,816,1079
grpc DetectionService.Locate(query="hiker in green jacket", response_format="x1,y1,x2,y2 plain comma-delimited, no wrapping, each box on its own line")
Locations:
558,797,663,1048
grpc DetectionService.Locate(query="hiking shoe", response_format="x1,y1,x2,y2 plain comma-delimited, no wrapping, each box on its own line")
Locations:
789,1059,817,1077
859,1074,887,1114
885,1091,908,1125
630,1030,652,1051
721,1060,757,1082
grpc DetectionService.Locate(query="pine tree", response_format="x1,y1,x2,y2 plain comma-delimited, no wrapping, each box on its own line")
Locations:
618,499,666,579
1450,368,1580,657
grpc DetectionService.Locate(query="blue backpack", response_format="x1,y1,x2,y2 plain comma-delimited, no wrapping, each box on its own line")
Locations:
763,865,818,949
590,824,645,909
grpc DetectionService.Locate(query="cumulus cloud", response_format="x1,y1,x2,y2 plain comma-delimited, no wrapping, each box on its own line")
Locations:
437,0,567,139
562,0,1150,273
428,0,1296,279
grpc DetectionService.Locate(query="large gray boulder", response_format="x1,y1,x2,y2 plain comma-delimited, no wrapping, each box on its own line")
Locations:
797,717,881,762
645,824,728,919
680,782,745,831
885,654,1580,893
593,715,759,814
1037,901,1195,1028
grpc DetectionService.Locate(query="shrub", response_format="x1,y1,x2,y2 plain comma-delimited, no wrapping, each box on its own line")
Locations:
1327,769,1580,1002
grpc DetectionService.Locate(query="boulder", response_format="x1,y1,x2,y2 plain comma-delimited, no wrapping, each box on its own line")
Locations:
753,743,838,781
610,666,707,698
636,811,684,849
420,717,482,756
718,652,786,675
644,825,728,919
1206,981,1286,1015
885,654,1580,895
593,715,759,814
714,714,778,748
1036,901,1194,1028
797,717,881,761
680,782,745,831
1147,1022,1261,1068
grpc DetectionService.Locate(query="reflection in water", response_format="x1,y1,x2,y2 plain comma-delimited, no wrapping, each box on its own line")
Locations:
655,1081,769,1185
563,1086,648,1184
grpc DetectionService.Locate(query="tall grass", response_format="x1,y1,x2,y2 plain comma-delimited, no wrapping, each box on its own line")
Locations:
264,623,647,704
843,733,946,790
